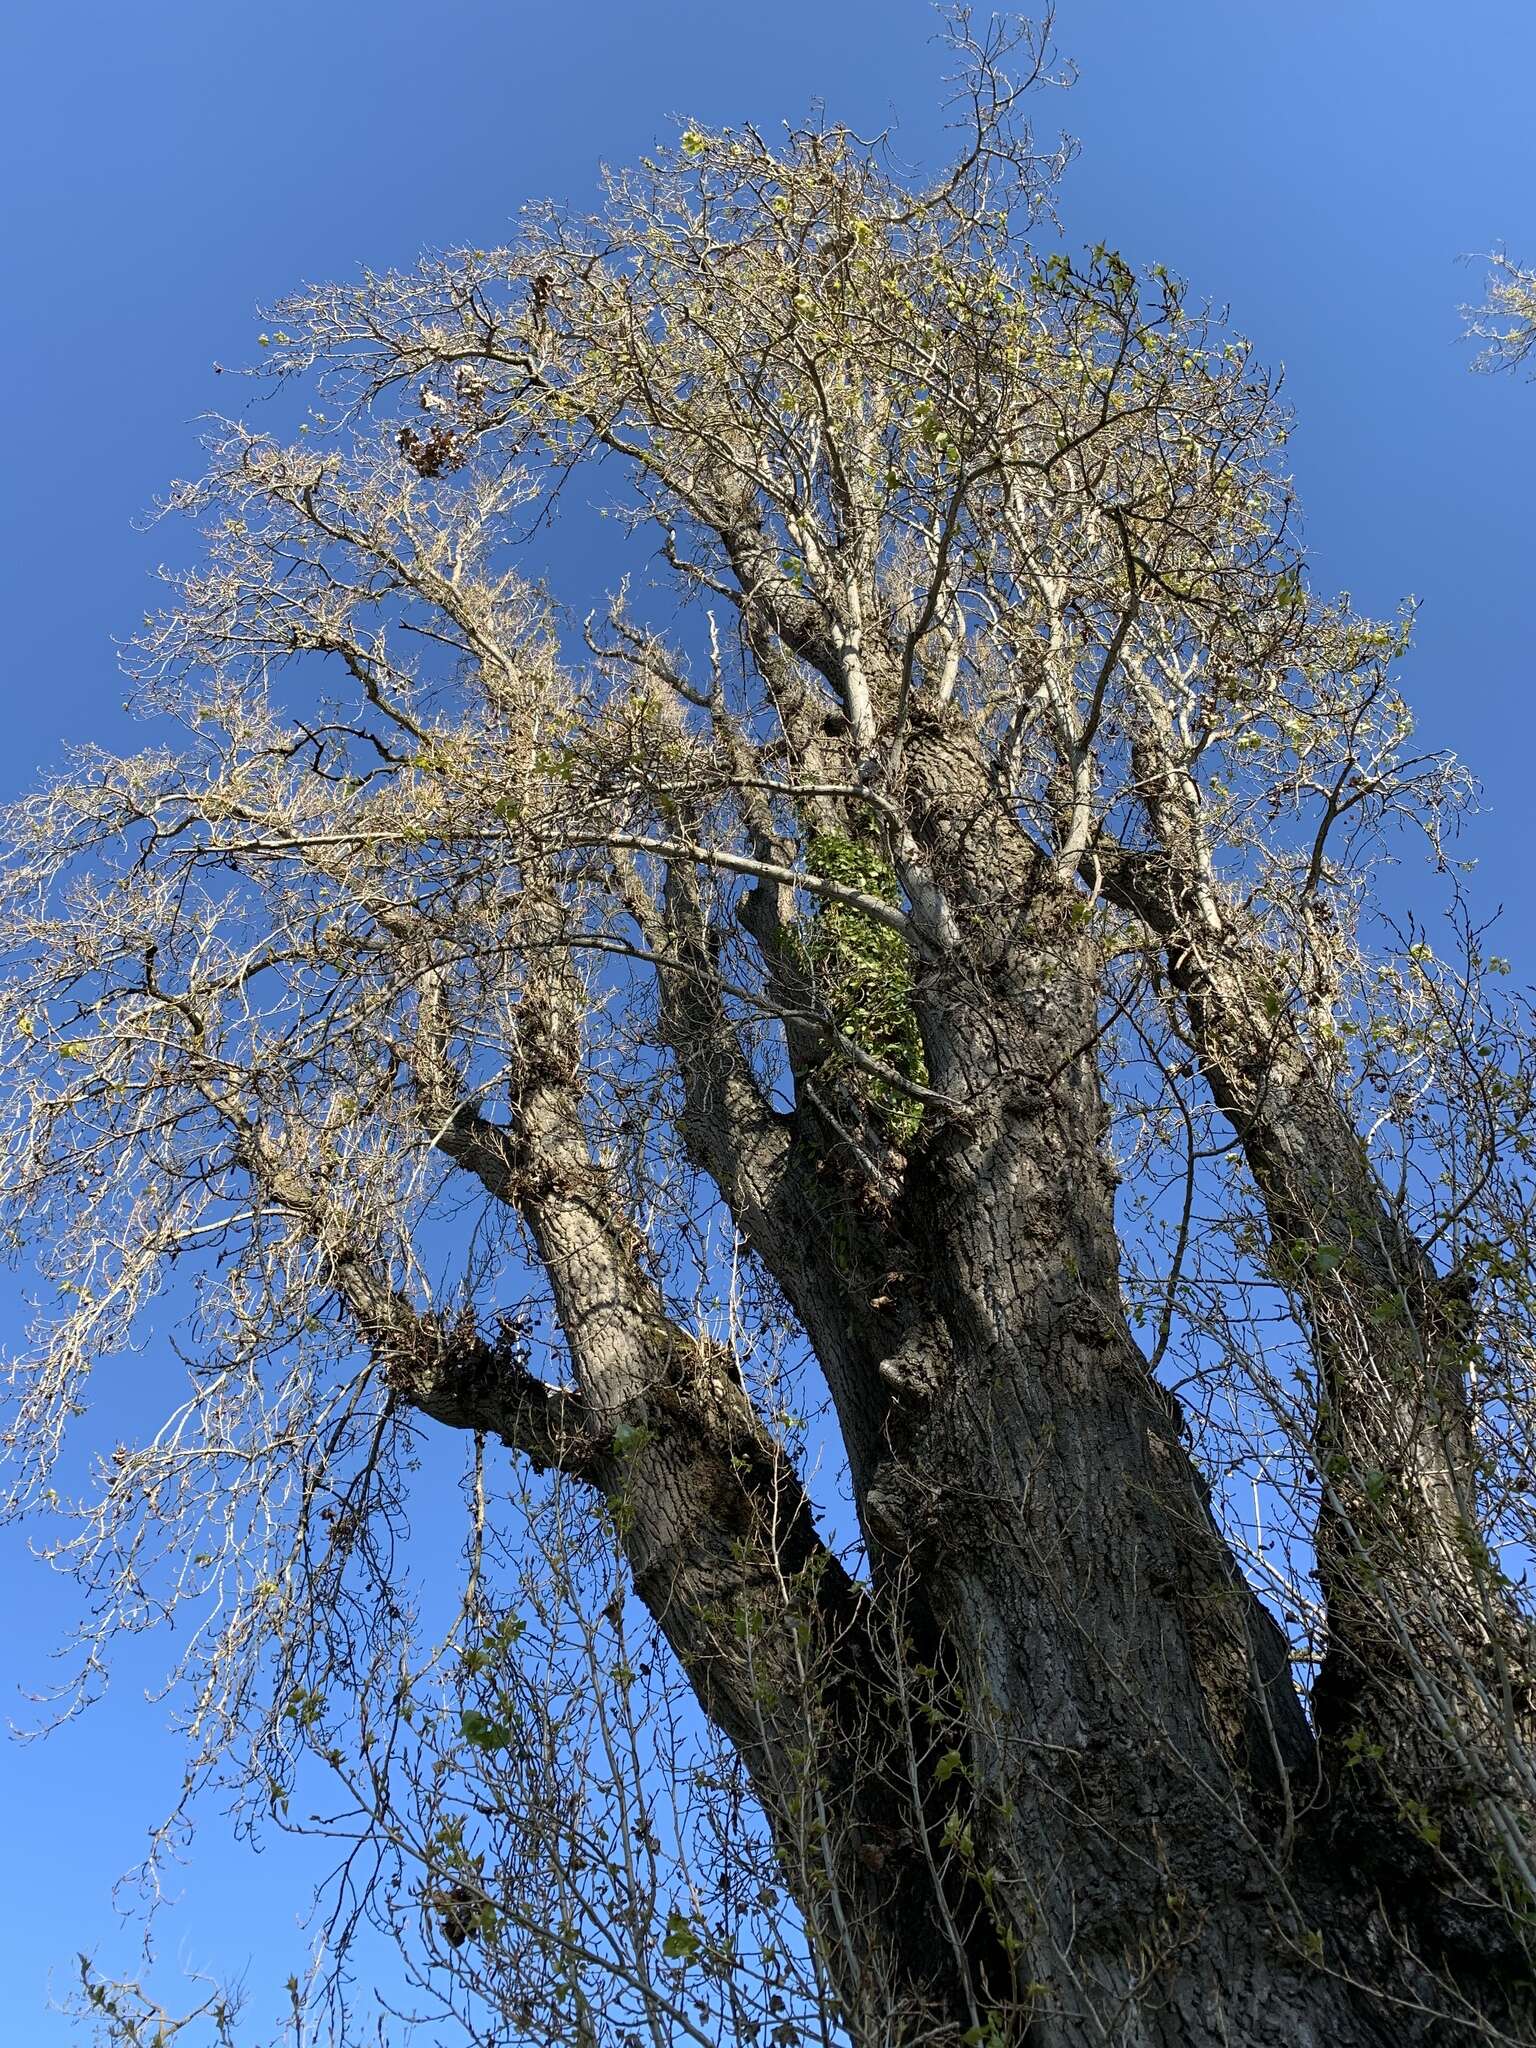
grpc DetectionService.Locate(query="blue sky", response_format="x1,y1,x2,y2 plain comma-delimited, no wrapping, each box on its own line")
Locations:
3,1,1535,2038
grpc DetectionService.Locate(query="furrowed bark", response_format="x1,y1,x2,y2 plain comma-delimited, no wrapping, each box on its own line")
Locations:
652,652,1394,2037
859,707,1400,2044
396,901,1021,2036
610,533,1445,2032
650,857,903,1496
1095,820,1536,2004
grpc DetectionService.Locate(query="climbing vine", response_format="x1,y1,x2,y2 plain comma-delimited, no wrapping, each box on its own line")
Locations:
792,830,927,1146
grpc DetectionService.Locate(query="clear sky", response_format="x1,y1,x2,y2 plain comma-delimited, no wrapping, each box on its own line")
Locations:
4,1,1535,2039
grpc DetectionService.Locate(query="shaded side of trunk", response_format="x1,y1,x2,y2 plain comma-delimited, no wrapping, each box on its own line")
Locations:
392,901,1020,2036
636,700,1509,2042
1096,826,1536,2019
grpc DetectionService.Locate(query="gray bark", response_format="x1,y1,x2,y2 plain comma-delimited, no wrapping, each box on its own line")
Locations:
372,716,1533,2043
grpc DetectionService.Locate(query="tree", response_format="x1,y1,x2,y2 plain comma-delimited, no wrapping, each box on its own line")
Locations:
6,15,1536,2045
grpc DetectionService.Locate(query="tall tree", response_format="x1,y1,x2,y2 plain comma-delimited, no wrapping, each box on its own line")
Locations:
7,18,1536,2046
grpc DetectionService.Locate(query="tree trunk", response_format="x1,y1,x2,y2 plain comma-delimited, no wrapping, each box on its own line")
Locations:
321,596,1533,2048
628,702,1530,2042
1092,787,1536,2003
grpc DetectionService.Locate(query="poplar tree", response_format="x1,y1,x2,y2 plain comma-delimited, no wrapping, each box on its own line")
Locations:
9,18,1536,2046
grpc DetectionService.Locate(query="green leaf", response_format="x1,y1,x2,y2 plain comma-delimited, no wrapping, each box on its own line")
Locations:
662,1908,701,1963
460,1708,513,1752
